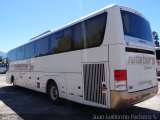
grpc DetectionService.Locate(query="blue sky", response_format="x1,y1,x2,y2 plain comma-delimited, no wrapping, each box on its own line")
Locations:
0,0,160,52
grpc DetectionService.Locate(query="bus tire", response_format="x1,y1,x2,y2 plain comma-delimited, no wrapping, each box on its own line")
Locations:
47,81,60,104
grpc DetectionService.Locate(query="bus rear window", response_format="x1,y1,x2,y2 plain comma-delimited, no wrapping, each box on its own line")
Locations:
121,10,152,42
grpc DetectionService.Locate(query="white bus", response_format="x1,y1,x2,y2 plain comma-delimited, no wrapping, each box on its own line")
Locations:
155,47,160,79
6,4,158,109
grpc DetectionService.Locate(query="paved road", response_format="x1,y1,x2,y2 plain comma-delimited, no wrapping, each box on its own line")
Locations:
0,74,160,120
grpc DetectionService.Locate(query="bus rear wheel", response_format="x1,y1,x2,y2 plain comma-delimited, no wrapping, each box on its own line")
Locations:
48,82,60,104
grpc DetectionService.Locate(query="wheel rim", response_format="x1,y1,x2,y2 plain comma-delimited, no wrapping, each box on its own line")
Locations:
50,86,58,100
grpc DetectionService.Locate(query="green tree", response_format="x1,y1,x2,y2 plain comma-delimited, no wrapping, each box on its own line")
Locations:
153,31,159,47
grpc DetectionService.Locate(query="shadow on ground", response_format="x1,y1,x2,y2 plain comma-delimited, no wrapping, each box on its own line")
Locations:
0,86,160,120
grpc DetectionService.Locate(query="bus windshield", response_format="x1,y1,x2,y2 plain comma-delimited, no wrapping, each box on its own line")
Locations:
121,10,152,42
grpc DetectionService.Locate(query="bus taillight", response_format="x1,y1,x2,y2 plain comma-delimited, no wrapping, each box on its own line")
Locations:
114,70,127,81
114,70,127,91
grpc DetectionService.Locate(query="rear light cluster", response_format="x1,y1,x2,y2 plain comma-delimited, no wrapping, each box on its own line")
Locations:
114,70,127,91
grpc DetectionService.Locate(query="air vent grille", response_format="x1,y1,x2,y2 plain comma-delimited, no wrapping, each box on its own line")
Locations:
83,63,106,105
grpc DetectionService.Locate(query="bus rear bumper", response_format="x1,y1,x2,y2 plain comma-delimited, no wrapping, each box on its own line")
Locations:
110,85,158,109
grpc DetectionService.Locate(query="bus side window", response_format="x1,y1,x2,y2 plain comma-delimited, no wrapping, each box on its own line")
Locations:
72,22,86,50
17,46,25,60
35,37,49,57
86,12,107,47
24,42,35,59
50,28,72,54
8,49,17,62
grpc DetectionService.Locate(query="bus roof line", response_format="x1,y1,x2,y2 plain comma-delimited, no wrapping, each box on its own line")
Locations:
30,30,51,41
9,4,123,52
28,4,118,42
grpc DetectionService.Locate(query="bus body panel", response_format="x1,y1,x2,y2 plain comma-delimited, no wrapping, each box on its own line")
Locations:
66,73,83,103
35,50,82,73
126,52,157,92
108,44,126,90
82,46,108,63
103,5,125,46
